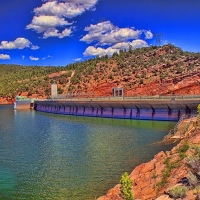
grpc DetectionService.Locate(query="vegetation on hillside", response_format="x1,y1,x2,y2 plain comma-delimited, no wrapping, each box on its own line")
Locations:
0,44,200,99
0,65,62,97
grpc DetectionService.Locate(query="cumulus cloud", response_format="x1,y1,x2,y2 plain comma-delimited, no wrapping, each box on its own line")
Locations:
0,38,30,49
83,46,116,57
43,27,72,38
0,54,10,60
27,15,72,33
80,21,115,44
110,39,148,50
35,1,85,18
27,0,99,38
83,39,148,57
0,38,39,50
80,21,151,46
42,0,99,11
31,45,40,50
84,21,115,34
81,21,153,57
30,56,39,61
100,28,141,45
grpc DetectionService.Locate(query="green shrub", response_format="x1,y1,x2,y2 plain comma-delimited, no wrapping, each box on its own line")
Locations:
139,79,143,84
187,157,200,174
155,157,177,191
197,104,200,119
179,152,186,159
120,172,134,200
94,74,98,80
108,74,114,80
194,185,200,194
168,185,187,199
188,171,198,188
177,141,189,159
178,141,189,153
192,145,200,157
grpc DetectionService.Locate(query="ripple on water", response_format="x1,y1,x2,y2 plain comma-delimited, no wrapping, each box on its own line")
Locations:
0,105,176,199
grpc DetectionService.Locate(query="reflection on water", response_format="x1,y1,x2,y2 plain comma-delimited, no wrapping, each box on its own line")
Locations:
0,105,176,199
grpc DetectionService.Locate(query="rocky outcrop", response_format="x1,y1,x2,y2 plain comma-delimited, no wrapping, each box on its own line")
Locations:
98,120,200,200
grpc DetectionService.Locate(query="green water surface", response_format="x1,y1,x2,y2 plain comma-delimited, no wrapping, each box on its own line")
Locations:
0,105,176,199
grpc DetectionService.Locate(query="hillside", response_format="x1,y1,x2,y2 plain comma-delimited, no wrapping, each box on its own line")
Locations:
0,44,200,103
67,44,200,96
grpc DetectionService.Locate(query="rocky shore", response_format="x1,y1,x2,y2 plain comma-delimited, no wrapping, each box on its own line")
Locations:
98,118,200,200
0,97,14,104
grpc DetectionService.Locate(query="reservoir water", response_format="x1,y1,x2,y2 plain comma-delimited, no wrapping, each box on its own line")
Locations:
0,105,176,199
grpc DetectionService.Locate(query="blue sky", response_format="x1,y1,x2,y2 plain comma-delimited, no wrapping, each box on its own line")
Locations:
0,0,200,66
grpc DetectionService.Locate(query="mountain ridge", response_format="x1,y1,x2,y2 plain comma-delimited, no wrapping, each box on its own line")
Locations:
0,44,200,103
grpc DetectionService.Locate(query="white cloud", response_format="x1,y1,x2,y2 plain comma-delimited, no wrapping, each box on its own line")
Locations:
61,28,72,38
35,1,85,18
84,21,115,33
80,21,142,45
83,46,117,57
22,55,25,59
81,21,153,57
42,55,53,60
83,46,106,57
73,58,82,62
31,45,40,50
27,0,99,38
0,38,30,49
111,40,148,50
0,54,10,60
43,27,72,38
30,56,39,61
130,39,148,49
100,28,141,45
111,42,130,50
144,30,153,39
42,0,99,11
83,39,148,57
27,15,71,33
0,38,39,50
80,21,115,44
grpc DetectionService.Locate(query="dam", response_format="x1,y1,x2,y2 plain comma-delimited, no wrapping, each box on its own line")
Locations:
33,95,199,121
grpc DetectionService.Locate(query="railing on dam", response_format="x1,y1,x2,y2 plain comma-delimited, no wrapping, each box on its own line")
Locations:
49,94,200,102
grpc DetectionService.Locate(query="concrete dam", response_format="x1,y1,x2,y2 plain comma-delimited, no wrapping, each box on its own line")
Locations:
34,95,200,121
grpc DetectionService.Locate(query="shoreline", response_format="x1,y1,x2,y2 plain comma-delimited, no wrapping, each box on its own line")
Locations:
0,102,13,105
98,117,200,200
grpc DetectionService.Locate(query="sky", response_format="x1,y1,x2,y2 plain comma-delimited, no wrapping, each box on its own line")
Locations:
0,0,200,66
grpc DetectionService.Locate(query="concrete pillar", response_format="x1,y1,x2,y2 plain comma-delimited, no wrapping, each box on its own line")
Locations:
51,83,57,99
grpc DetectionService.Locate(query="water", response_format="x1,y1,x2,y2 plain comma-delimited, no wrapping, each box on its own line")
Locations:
0,105,176,199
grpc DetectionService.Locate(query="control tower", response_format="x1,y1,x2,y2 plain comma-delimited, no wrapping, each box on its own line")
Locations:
51,83,57,99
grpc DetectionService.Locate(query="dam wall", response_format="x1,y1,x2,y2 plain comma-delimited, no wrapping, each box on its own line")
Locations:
34,96,199,121
14,99,32,109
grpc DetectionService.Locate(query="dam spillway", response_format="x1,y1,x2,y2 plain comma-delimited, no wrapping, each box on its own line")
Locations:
33,96,200,121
